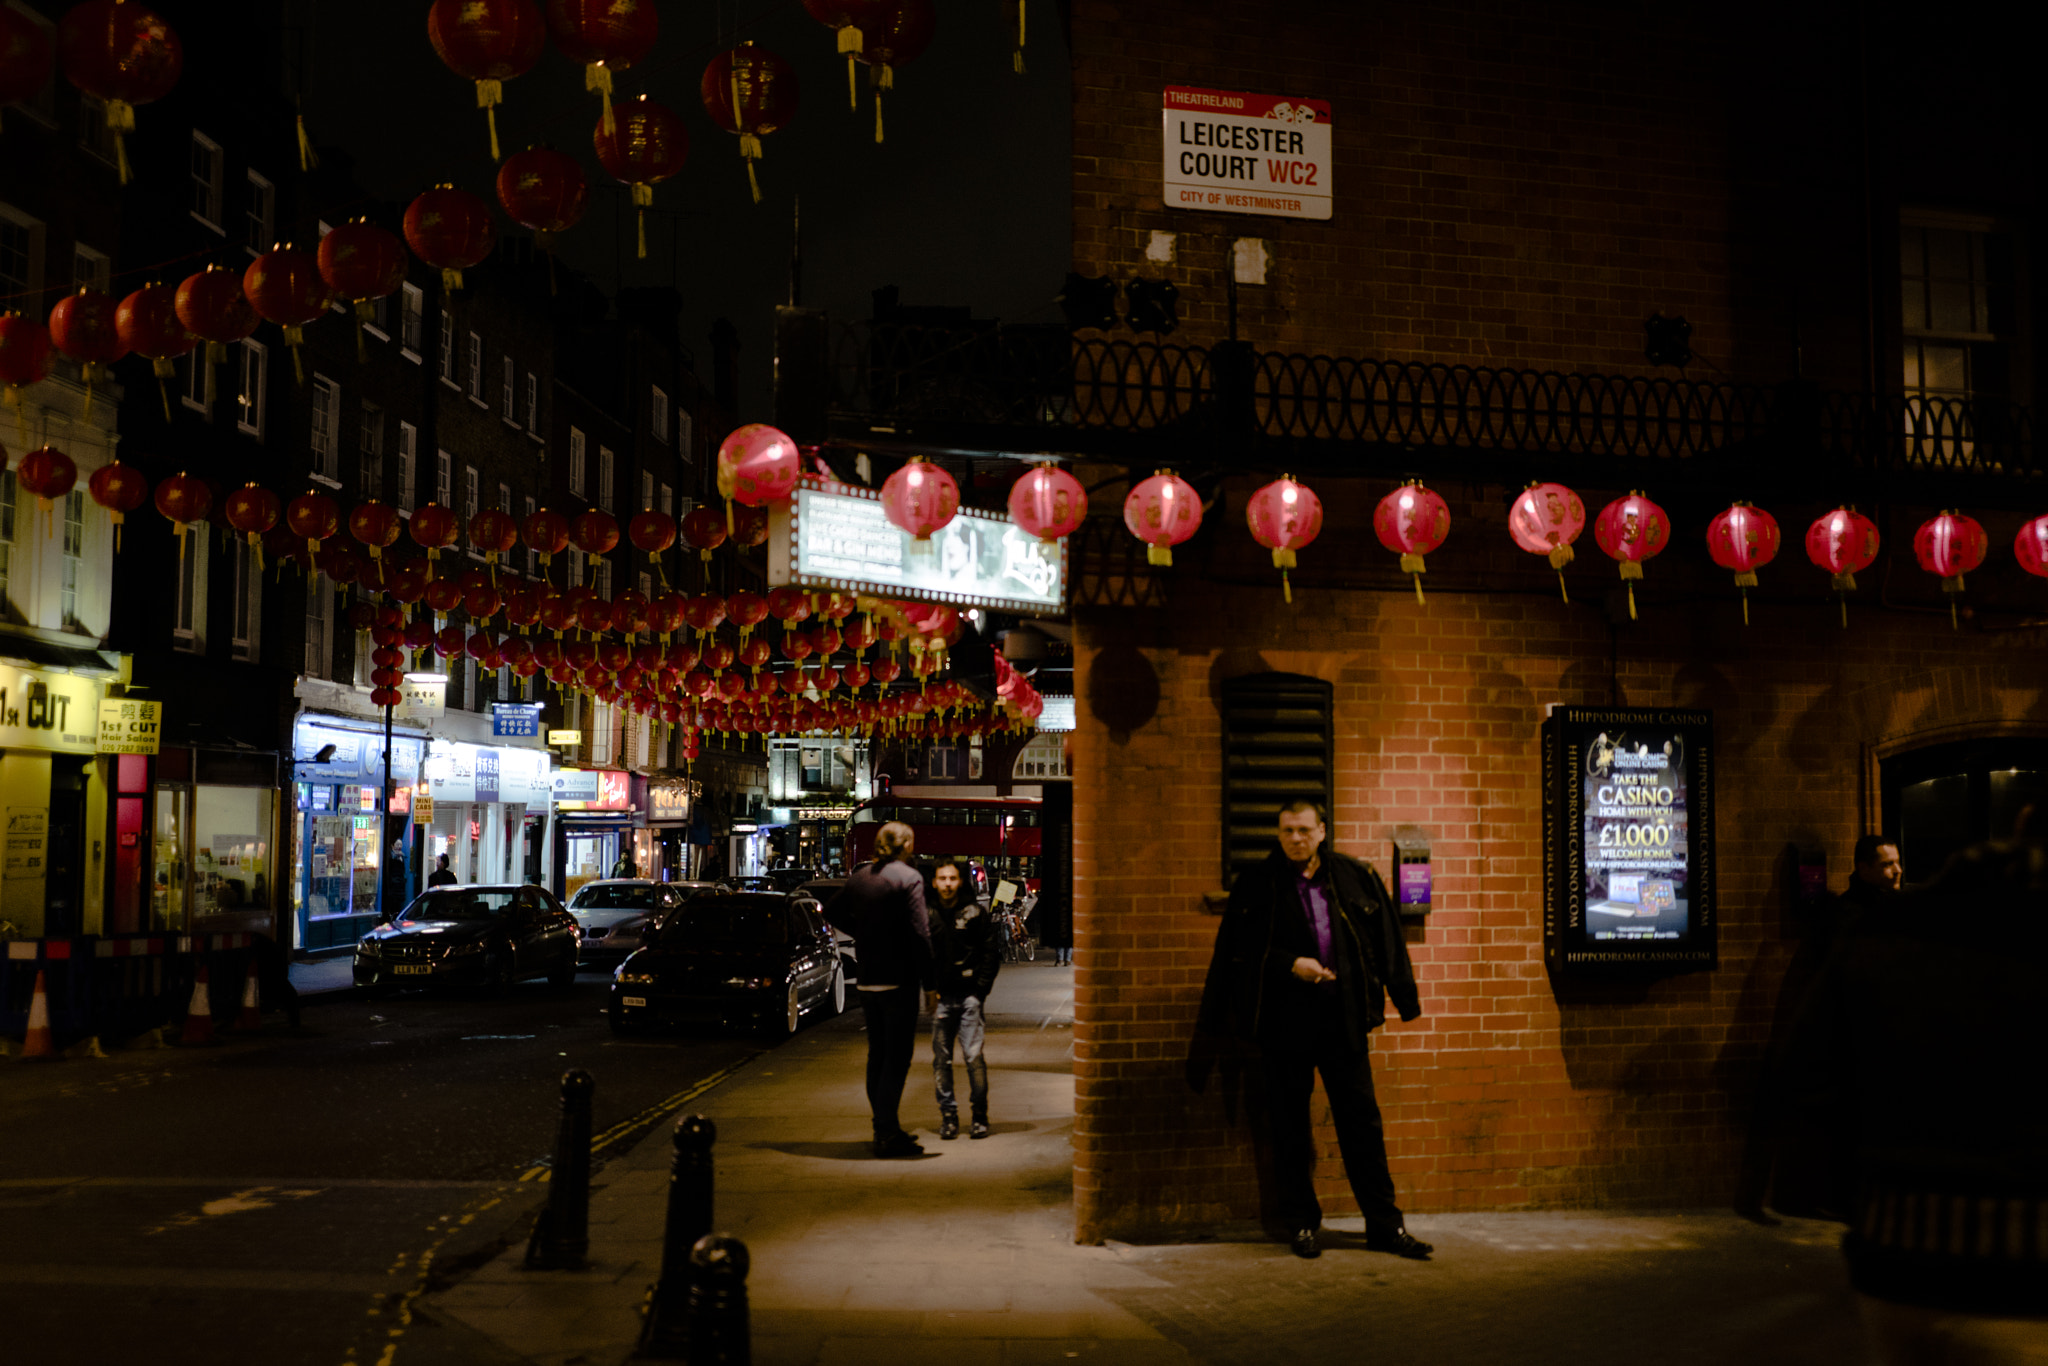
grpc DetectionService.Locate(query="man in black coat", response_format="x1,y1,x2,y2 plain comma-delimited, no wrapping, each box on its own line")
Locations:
927,859,1001,1139
1191,799,1432,1261
824,821,934,1158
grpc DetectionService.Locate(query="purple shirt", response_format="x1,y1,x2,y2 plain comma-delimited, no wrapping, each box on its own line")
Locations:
1296,868,1334,966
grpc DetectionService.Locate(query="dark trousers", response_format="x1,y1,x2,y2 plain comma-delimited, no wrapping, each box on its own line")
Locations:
1265,1035,1402,1234
859,985,922,1141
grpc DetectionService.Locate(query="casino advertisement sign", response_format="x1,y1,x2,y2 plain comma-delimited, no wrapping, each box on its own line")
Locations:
1542,706,1716,975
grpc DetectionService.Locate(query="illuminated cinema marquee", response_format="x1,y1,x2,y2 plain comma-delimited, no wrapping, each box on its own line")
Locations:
768,478,1068,616
1542,705,1717,977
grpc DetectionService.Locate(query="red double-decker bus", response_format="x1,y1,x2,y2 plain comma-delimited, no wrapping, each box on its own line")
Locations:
846,795,1044,891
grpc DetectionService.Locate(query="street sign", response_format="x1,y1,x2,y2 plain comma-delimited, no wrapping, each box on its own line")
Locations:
96,698,163,755
414,794,434,826
492,703,542,738
1162,86,1333,221
398,675,447,721
548,729,582,746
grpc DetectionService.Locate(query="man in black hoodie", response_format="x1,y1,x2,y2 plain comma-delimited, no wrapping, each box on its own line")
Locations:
1191,799,1431,1262
825,821,934,1158
928,859,1001,1139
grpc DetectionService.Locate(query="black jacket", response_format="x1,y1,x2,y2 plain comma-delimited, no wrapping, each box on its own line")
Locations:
1196,845,1421,1053
823,858,932,990
928,892,1001,1001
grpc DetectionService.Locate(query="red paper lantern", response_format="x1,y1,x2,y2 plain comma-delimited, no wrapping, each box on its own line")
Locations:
286,491,341,553
87,458,146,548
880,456,959,541
610,589,651,636
57,0,181,183
766,586,812,626
732,503,770,548
1508,480,1586,602
222,483,280,561
1008,462,1086,545
496,147,588,248
153,471,210,546
1372,481,1450,605
717,424,801,529
0,8,53,123
681,505,728,561
243,245,328,382
317,220,408,355
851,0,933,142
427,0,545,161
16,445,76,509
1122,469,1200,566
1704,502,1781,624
402,186,497,292
410,502,461,562
112,283,194,417
2015,515,2048,580
47,287,124,415
1593,491,1671,620
172,265,259,399
802,0,883,107
1914,510,1989,628
350,500,401,560
470,506,519,569
593,95,688,259
545,0,657,133
0,312,52,423
702,42,799,204
1804,506,1880,627
570,508,620,561
1246,475,1323,603
684,592,728,639
522,506,570,570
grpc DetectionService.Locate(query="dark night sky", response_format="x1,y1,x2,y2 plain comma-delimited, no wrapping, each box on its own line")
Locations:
290,0,1073,418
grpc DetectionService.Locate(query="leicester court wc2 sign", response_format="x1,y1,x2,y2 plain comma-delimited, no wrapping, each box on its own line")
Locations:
1162,86,1333,221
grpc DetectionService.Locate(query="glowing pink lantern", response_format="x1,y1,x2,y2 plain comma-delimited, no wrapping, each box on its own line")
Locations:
1804,506,1880,628
1592,491,1670,621
1703,501,1781,625
879,455,959,541
1508,480,1586,601
1913,510,1988,630
2015,514,2048,580
1122,469,1200,567
1008,462,1086,545
714,422,801,532
1245,475,1323,603
1372,480,1450,605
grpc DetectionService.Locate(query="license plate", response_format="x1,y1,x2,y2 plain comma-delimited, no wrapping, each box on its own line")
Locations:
621,996,647,1008
393,964,431,976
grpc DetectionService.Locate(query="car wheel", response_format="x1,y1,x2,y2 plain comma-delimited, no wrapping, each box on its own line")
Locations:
762,978,801,1039
828,961,847,1016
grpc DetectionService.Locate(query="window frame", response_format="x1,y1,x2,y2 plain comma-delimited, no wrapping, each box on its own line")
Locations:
0,201,44,303
501,354,517,424
238,339,269,439
399,283,424,358
245,169,275,255
397,422,419,513
568,427,586,496
466,332,484,404
309,372,341,479
190,130,225,231
175,532,211,653
439,308,457,386
651,386,670,442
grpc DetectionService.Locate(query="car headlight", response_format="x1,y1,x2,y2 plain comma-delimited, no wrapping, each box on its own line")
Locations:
357,940,380,956
617,971,657,985
447,941,486,957
724,977,776,990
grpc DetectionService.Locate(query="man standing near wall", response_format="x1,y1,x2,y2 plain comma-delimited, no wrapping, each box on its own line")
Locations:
1842,835,1904,922
1189,800,1432,1261
826,821,935,1158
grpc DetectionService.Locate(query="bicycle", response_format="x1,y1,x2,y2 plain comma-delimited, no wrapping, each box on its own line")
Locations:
997,908,1035,962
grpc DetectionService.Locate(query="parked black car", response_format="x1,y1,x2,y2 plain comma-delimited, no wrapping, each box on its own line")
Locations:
354,885,581,993
609,893,845,1037
567,879,724,971
794,878,854,980
765,865,823,892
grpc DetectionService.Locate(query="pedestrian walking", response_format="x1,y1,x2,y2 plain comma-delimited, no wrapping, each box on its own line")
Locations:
427,854,457,887
927,859,1000,1139
824,821,935,1158
1187,799,1433,1262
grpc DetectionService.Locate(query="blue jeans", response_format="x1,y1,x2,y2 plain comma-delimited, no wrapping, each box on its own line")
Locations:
931,996,987,1117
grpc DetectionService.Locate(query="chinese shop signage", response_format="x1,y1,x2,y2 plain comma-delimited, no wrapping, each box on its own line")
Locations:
1162,86,1333,221
0,668,103,754
1542,706,1717,976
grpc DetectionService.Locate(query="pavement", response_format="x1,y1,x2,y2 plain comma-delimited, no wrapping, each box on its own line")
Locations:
367,957,1893,1366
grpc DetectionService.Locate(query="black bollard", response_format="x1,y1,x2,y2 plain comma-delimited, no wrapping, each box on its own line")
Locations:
525,1068,595,1270
637,1113,717,1358
686,1234,750,1366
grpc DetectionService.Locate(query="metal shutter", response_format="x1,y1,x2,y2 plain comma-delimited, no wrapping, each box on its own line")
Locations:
1221,673,1333,884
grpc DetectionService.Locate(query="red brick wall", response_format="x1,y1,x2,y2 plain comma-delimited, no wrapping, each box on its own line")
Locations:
1070,484,2048,1241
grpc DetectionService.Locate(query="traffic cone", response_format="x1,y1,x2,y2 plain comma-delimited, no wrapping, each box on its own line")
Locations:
180,965,217,1046
19,969,57,1061
235,959,262,1031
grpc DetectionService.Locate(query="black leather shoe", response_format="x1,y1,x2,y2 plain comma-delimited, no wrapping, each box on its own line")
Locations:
970,1116,990,1139
1289,1228,1320,1259
940,1113,960,1140
1364,1228,1433,1259
873,1131,925,1158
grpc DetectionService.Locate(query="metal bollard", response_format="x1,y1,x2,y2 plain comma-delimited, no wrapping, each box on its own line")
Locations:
686,1234,750,1366
525,1068,595,1270
637,1114,717,1358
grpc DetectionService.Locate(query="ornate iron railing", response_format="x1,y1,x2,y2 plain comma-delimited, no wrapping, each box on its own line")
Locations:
815,321,2037,483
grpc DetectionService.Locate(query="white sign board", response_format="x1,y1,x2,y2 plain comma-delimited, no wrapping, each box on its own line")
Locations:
769,479,1066,616
97,698,163,754
398,676,446,722
1162,86,1333,221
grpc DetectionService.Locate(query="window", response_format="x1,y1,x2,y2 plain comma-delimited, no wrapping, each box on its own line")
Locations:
651,386,669,442
1883,738,2048,882
926,746,960,780
497,481,511,521
466,332,483,402
598,446,614,511
364,294,388,339
60,489,84,628
0,203,42,301
524,496,537,575
230,537,261,662
71,244,109,293
639,470,654,512
676,408,694,464
567,547,585,588
79,94,117,164
1220,672,1333,884
439,308,456,384
190,131,224,230
638,571,652,602
400,283,424,356
594,558,611,600
246,170,274,253
435,449,452,505
501,355,516,422
303,577,331,677
175,533,210,653
464,466,478,527
180,348,209,413
397,422,418,512
358,401,384,498
238,340,268,437
524,371,539,431
309,373,340,477
1900,214,2021,462
466,656,480,713
568,427,586,495
3,5,55,124
0,469,13,605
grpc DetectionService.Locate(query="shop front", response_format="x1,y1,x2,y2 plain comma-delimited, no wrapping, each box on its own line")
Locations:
646,776,696,881
552,767,638,897
420,741,553,888
153,744,282,938
0,659,113,939
290,716,424,952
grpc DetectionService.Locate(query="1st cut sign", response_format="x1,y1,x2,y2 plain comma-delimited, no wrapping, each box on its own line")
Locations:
1162,86,1333,221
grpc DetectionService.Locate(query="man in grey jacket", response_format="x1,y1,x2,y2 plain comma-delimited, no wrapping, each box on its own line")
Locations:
825,821,934,1157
